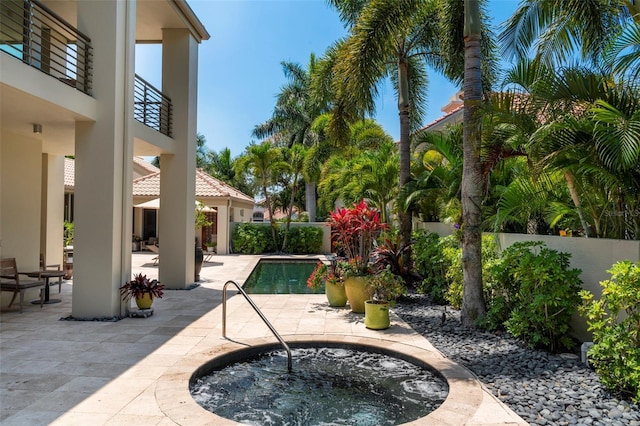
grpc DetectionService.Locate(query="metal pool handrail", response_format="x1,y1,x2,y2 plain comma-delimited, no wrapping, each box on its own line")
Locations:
222,280,292,372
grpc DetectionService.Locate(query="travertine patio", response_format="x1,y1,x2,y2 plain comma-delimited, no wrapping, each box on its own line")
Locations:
0,252,526,425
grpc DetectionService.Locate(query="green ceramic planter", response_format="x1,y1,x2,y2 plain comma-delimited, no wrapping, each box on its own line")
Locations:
344,276,368,313
325,280,347,307
364,300,390,330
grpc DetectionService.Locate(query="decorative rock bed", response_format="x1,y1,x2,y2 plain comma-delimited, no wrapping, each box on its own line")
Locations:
394,293,640,426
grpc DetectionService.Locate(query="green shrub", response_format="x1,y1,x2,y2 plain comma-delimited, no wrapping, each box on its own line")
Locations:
443,241,463,308
412,231,498,308
444,234,499,309
487,241,582,352
412,230,454,304
579,260,640,403
282,226,323,254
232,223,274,254
232,223,323,254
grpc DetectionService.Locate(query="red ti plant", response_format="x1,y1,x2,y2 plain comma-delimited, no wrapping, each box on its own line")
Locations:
329,200,387,275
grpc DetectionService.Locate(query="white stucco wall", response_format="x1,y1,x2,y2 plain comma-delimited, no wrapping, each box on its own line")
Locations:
416,222,640,341
1,132,44,305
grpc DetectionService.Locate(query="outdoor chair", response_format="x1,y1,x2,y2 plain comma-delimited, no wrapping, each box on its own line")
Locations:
40,253,63,293
144,237,158,251
0,257,45,313
147,243,159,266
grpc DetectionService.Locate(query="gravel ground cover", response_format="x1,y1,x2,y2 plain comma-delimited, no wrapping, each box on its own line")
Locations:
394,293,640,426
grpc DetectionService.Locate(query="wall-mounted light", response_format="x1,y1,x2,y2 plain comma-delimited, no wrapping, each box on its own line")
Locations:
33,123,43,134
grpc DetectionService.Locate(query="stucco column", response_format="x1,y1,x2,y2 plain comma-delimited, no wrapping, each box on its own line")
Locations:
41,154,64,266
72,0,135,318
216,199,230,255
158,29,198,288
0,133,43,306
0,133,42,268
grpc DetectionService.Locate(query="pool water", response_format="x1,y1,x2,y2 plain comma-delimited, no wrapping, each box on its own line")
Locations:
243,260,323,294
190,346,449,425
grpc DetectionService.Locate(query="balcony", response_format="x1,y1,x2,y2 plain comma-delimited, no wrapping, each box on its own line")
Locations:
1,1,173,139
0,0,93,95
134,74,173,138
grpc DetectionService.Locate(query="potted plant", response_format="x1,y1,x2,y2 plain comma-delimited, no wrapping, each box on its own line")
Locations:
194,202,213,281
371,233,421,286
63,221,74,279
132,235,142,252
120,273,165,310
329,200,387,313
364,266,405,330
307,261,347,307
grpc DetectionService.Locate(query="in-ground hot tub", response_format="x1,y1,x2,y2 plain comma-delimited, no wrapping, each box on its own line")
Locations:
156,335,486,425
190,342,449,425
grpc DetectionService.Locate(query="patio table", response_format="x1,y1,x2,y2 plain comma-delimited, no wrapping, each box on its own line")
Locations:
23,270,65,304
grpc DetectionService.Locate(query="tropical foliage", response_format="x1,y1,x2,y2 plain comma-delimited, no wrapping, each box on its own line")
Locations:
329,200,387,275
579,260,640,402
231,223,323,255
184,0,640,357
120,273,164,302
485,241,582,352
366,266,406,304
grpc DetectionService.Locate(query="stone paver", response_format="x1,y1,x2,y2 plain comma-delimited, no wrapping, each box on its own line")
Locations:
0,253,526,425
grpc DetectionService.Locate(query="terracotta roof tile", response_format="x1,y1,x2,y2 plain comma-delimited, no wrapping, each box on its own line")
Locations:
420,104,464,131
132,169,254,203
131,172,161,196
64,157,74,189
66,158,252,203
134,156,160,174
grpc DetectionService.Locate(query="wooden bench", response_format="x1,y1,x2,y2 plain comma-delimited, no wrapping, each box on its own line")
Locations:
1,258,45,313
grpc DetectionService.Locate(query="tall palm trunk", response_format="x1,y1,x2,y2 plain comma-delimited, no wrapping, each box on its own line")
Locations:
282,177,300,252
397,57,412,265
564,171,590,237
262,180,278,251
461,0,486,327
305,182,316,222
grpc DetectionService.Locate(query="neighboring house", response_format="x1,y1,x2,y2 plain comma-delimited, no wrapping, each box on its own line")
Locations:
417,91,464,136
253,200,301,222
64,157,253,254
0,0,209,318
64,156,159,222
131,168,255,255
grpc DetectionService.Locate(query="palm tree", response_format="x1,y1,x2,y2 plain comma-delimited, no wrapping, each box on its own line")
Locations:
500,0,640,69
460,0,486,326
328,0,442,261
406,127,464,222
527,69,640,239
253,55,329,221
328,0,496,268
489,57,640,239
280,144,306,251
316,118,394,214
195,133,209,169
319,140,399,223
206,147,235,182
235,142,287,248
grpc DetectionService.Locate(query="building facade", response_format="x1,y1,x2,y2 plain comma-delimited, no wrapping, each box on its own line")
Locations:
0,0,209,317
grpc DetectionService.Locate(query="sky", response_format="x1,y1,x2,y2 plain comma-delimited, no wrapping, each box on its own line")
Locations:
136,0,521,157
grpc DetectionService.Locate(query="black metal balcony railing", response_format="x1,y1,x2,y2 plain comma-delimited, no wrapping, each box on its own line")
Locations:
1,1,172,138
134,74,173,137
0,0,93,95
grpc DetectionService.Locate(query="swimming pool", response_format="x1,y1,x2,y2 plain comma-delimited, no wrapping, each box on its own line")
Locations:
242,259,324,294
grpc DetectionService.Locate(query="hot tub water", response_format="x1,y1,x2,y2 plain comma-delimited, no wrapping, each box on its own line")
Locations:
190,346,449,425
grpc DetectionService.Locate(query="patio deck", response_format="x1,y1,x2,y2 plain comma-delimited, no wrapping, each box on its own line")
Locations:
0,252,526,425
